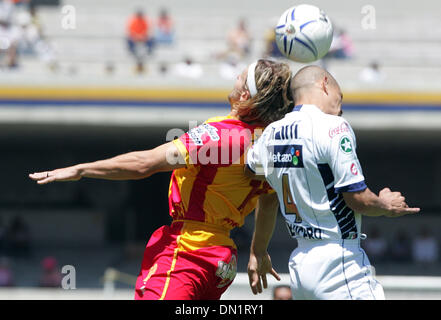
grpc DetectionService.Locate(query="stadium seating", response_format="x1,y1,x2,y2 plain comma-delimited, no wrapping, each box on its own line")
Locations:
3,0,440,91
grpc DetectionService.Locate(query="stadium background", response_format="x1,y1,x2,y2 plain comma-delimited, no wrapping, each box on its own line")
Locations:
0,0,440,299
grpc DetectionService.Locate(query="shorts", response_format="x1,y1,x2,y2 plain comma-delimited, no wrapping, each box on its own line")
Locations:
134,221,237,300
288,238,385,300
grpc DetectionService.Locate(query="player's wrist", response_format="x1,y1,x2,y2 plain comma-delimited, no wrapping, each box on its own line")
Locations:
250,245,269,257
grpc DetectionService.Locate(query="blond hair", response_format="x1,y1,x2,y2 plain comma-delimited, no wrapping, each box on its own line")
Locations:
236,59,293,126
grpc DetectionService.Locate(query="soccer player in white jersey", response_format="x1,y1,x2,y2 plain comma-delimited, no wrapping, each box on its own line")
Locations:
246,65,420,300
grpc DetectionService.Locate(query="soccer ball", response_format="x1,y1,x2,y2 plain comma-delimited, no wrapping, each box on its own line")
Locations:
275,4,333,63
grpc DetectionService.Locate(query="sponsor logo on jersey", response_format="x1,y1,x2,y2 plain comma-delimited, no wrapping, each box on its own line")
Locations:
270,145,304,168
339,136,353,154
216,254,237,288
329,122,350,138
188,124,220,146
350,163,358,175
348,231,358,239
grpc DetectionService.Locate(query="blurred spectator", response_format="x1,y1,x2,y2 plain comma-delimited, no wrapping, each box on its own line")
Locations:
412,227,439,265
273,284,292,300
359,61,386,84
28,4,41,29
227,18,251,59
154,8,174,45
126,9,154,74
5,215,30,258
158,62,168,75
327,28,354,59
0,256,14,287
216,18,251,62
321,27,353,69
0,18,21,68
9,5,57,71
263,27,283,59
127,9,154,56
389,229,412,263
0,0,14,23
34,34,58,71
38,256,62,288
173,56,203,79
104,61,115,75
363,227,387,263
15,9,40,55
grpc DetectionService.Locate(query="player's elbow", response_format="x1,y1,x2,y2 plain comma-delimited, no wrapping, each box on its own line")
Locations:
342,190,370,212
342,188,382,216
345,199,366,213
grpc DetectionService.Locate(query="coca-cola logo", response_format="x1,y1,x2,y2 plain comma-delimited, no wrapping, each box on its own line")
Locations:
350,163,358,175
329,122,350,138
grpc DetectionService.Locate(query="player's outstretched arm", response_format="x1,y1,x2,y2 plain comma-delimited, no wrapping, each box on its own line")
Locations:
29,141,186,184
343,187,420,218
248,192,281,295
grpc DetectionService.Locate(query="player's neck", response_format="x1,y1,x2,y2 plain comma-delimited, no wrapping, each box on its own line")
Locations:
295,99,327,114
228,109,239,120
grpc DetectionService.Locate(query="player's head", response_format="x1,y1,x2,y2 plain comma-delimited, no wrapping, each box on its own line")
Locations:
290,65,343,116
228,59,293,127
273,285,292,300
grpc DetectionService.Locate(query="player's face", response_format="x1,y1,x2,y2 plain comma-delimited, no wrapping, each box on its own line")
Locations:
228,68,249,105
328,84,343,116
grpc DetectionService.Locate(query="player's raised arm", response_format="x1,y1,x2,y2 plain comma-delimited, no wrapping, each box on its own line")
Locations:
248,192,281,295
29,141,186,185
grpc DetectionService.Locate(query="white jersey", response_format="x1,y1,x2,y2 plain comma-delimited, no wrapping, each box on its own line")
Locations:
247,104,367,241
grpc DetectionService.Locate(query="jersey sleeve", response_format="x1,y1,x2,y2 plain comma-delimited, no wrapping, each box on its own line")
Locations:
173,123,221,168
325,119,367,193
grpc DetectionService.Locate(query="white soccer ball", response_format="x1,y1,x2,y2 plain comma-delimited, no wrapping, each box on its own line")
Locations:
275,4,333,63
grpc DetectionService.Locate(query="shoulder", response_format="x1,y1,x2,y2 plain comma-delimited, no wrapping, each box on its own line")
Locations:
204,116,252,130
318,115,353,139
204,116,232,124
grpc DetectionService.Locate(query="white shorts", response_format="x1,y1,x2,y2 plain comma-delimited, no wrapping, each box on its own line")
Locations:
288,238,385,300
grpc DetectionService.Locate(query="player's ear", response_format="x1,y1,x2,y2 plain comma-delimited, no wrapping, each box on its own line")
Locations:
240,88,251,102
321,76,330,95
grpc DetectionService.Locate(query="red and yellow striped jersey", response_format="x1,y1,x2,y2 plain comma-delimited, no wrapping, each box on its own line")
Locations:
170,116,272,249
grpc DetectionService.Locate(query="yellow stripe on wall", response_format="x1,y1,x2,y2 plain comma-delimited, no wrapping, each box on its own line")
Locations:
0,86,440,105
343,92,441,105
0,87,230,102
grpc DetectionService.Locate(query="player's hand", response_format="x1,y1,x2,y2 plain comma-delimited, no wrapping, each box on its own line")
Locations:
29,166,81,185
379,187,420,217
247,251,280,295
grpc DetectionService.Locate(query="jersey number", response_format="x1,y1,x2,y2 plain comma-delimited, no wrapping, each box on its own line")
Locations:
282,174,302,223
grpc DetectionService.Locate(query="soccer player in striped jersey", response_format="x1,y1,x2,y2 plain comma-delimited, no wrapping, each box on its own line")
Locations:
29,59,293,300
246,65,420,300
